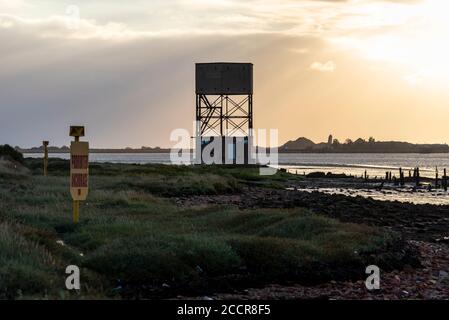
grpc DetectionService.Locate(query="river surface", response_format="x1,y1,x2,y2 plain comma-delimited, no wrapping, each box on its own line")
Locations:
25,152,449,178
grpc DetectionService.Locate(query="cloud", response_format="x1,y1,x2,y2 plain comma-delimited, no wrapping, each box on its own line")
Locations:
0,0,425,39
0,14,163,40
0,17,322,148
2,0,448,148
309,60,336,72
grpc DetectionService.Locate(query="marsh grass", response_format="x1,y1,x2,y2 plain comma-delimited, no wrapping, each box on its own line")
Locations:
0,160,397,298
0,222,58,299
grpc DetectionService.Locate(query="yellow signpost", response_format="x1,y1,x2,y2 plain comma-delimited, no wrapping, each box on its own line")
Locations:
70,126,89,224
43,141,49,176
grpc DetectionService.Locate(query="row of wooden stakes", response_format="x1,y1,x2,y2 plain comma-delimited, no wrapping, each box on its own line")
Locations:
363,167,448,191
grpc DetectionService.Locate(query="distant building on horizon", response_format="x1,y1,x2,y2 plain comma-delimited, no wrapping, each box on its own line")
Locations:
328,134,333,146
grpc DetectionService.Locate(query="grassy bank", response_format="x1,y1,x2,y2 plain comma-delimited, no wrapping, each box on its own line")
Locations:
0,159,404,299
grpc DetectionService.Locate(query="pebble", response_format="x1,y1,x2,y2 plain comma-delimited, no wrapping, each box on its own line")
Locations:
438,270,448,282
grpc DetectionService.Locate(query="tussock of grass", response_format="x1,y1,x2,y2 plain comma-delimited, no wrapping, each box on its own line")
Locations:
100,174,242,197
0,145,24,163
0,160,29,179
0,223,58,299
85,235,242,283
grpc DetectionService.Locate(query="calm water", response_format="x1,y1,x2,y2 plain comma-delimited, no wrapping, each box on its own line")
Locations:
279,153,449,179
25,153,173,164
25,152,449,178
25,152,449,204
293,187,449,205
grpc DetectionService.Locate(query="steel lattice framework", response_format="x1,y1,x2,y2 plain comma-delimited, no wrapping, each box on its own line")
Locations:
196,94,253,137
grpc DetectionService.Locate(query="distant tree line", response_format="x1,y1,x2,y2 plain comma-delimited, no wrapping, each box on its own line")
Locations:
280,137,449,153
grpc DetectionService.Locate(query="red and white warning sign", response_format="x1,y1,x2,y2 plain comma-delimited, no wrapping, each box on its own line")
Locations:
70,141,89,201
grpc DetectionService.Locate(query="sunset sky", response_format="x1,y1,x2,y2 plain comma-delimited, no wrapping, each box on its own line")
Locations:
0,0,448,148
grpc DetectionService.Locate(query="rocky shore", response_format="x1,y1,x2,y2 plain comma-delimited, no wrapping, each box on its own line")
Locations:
176,186,449,243
175,181,449,300
205,241,449,300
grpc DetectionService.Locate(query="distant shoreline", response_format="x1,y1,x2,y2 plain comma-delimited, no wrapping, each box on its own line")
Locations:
20,149,173,154
17,136,449,154
20,149,449,154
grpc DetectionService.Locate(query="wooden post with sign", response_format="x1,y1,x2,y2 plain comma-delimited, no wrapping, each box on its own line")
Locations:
70,126,89,224
43,141,49,176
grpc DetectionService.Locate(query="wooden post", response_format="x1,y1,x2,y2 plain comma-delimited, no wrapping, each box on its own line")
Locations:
415,167,420,186
364,170,367,181
43,141,49,176
399,167,404,186
73,200,80,224
74,135,80,225
393,176,398,186
435,167,439,189
443,169,448,191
